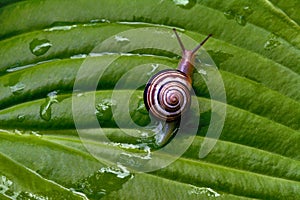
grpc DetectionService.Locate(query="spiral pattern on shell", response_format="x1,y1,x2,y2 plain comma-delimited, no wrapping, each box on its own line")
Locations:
144,69,192,122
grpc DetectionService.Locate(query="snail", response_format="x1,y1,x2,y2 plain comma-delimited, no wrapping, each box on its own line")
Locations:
144,28,212,123
143,29,212,147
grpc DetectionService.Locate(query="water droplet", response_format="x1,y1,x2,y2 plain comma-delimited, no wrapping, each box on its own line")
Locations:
136,98,148,114
70,54,87,59
103,140,153,168
95,99,117,114
188,186,221,197
17,114,25,122
115,35,130,44
0,175,52,199
29,38,52,56
106,141,152,160
9,82,26,94
172,0,196,9
223,10,235,19
40,91,58,121
89,52,109,57
146,64,159,76
69,189,88,199
0,175,18,198
141,131,149,138
30,131,42,137
14,129,23,135
101,19,110,23
224,7,250,26
7,63,33,73
74,164,132,199
90,19,101,23
173,0,189,6
76,93,84,97
136,129,156,145
264,34,281,50
235,15,247,26
100,163,131,179
17,192,48,200
198,69,207,75
95,99,117,122
44,25,77,31
6,59,60,73
243,6,253,15
90,18,110,23
0,175,13,188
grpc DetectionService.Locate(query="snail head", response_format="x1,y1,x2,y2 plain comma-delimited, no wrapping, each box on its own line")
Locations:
173,28,212,78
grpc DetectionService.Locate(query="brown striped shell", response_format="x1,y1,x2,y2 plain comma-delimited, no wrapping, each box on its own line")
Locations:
144,69,192,122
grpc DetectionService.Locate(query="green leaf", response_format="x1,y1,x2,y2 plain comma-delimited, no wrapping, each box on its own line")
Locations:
0,0,299,199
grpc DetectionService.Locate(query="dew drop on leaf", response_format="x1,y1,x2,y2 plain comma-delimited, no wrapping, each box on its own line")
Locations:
17,114,25,122
76,93,84,97
114,35,130,44
173,0,189,6
74,164,132,199
146,64,159,76
95,99,117,122
235,15,247,26
223,10,235,19
0,175,18,198
14,129,23,135
224,7,250,26
264,34,281,50
188,186,221,198
172,0,196,9
99,163,131,179
90,18,110,23
39,91,59,121
44,25,77,32
243,5,253,15
29,38,52,56
17,191,48,200
136,99,148,114
70,54,87,59
30,131,42,137
9,82,26,95
0,175,13,188
198,69,207,75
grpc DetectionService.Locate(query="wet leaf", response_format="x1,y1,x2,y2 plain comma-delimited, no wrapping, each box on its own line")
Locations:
0,0,299,199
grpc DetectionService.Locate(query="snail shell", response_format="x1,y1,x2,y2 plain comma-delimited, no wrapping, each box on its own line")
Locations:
144,69,192,122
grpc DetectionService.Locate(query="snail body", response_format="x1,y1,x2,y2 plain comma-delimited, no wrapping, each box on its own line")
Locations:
144,29,212,122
